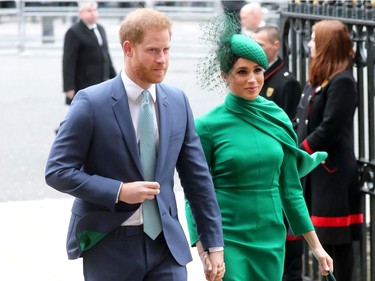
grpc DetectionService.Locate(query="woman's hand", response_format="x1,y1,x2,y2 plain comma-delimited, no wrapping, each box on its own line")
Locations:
310,246,334,276
303,231,334,276
196,241,225,281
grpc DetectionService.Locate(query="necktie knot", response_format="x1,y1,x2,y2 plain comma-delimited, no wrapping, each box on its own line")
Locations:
142,90,150,103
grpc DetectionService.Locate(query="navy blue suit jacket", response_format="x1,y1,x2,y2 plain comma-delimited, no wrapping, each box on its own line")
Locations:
45,74,223,264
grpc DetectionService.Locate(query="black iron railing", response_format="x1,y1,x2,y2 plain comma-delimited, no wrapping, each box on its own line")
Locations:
280,1,375,280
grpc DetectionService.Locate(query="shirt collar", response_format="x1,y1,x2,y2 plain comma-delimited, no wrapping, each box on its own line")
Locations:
121,70,156,103
86,23,97,30
268,58,278,68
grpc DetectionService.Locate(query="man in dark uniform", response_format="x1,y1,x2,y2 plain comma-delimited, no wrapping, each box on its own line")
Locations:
252,25,303,281
253,25,302,120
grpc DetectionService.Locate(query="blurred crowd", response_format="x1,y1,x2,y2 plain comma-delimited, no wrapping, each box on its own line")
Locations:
0,0,221,9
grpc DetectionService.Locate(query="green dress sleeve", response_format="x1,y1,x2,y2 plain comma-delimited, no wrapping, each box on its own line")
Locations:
279,148,314,235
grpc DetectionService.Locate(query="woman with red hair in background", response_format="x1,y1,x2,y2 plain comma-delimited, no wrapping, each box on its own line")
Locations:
295,20,363,281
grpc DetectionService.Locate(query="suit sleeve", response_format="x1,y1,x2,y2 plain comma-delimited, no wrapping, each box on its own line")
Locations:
99,25,116,78
63,28,79,92
184,116,214,246
176,95,223,250
108,55,117,78
45,90,121,211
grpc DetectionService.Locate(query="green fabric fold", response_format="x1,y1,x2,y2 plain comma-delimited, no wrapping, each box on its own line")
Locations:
224,93,327,177
77,230,107,252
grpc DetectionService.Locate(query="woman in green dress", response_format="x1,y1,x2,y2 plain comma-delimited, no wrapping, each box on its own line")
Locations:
185,15,334,281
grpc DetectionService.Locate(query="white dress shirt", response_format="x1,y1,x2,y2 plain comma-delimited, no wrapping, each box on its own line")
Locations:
87,23,103,46
119,70,158,226
117,72,223,252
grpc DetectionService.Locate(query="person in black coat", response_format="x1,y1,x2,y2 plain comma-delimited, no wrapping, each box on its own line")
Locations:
252,25,304,281
295,20,363,281
62,1,116,105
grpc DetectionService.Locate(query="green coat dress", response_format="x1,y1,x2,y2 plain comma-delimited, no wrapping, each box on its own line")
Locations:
185,93,327,281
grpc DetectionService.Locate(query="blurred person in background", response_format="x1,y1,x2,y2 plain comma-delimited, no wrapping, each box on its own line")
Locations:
295,20,363,281
252,25,301,121
239,2,265,36
62,1,116,106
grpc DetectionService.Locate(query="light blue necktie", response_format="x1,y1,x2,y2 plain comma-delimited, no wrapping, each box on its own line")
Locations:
139,90,162,240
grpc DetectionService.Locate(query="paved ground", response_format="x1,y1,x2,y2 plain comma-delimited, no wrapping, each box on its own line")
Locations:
0,195,205,281
0,14,224,281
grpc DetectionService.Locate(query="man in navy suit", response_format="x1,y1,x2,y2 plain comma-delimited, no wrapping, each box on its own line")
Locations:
62,1,116,105
46,8,224,281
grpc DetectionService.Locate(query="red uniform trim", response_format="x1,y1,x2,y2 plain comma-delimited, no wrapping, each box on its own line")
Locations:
286,235,303,241
311,214,364,227
322,163,337,173
264,61,285,81
302,139,314,154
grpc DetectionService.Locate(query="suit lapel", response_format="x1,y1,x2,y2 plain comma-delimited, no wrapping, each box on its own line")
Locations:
111,75,143,175
96,25,105,45
110,80,170,180
80,20,100,45
155,85,169,180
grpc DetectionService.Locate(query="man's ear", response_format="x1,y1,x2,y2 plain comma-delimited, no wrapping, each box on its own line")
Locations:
274,40,281,49
123,41,132,57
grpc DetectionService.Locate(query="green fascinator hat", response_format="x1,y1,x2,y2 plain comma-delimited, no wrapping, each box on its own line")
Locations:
230,34,268,70
196,13,268,94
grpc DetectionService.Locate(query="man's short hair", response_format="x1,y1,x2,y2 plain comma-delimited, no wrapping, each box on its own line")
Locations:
254,25,280,43
79,1,98,12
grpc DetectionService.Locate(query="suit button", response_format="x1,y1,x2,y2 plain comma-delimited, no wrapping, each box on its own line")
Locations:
296,118,300,123
305,120,308,125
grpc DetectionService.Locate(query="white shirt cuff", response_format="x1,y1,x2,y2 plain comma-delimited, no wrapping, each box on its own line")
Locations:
208,246,224,252
115,182,122,203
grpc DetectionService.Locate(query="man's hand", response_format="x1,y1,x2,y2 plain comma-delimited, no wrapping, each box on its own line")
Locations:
65,90,75,102
118,181,160,204
198,248,225,281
